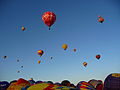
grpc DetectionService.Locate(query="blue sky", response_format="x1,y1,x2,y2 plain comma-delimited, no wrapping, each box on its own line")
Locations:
0,0,120,85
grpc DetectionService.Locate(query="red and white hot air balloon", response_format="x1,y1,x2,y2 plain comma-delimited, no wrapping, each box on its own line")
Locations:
42,11,56,30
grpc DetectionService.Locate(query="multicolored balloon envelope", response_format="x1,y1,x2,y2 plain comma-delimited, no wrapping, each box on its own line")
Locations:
7,78,30,90
27,83,75,90
98,16,104,23
83,62,87,67
104,73,120,90
88,79,103,89
38,50,44,57
77,81,95,90
42,11,56,30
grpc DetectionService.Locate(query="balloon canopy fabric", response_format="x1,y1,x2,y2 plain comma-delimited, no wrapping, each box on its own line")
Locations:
42,11,56,30
103,73,120,90
0,81,9,90
77,81,95,90
88,79,103,90
7,78,30,90
27,83,75,90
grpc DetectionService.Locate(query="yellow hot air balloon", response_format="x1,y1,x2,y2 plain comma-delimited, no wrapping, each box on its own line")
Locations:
62,44,68,50
83,62,87,67
38,60,41,64
21,26,25,31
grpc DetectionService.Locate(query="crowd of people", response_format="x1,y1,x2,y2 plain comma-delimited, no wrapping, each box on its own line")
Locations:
0,73,120,90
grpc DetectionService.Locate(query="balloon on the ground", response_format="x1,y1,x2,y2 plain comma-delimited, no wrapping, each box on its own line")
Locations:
103,73,120,90
0,81,9,90
77,81,95,90
27,83,75,90
88,79,103,90
42,11,56,30
7,78,30,90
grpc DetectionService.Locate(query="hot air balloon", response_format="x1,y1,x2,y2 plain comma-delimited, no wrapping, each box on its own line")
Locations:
21,26,25,31
98,16,104,23
73,48,76,52
17,59,19,62
3,56,7,59
37,50,44,57
83,62,87,67
38,60,41,64
62,44,68,50
50,57,53,59
96,55,101,59
21,66,23,68
42,11,56,30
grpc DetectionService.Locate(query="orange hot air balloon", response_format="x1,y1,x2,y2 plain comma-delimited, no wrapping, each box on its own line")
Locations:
83,62,87,67
42,11,56,30
73,48,76,52
37,50,44,57
96,54,101,59
21,26,25,31
62,44,68,50
98,16,104,23
38,60,41,64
